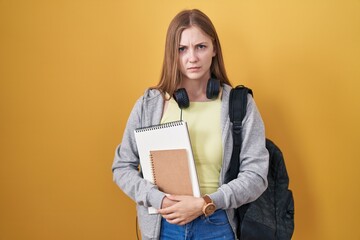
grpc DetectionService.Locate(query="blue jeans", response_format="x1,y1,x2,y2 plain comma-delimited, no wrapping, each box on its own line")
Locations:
160,210,235,240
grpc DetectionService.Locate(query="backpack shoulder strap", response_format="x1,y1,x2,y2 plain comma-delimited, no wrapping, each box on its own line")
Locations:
225,85,253,232
224,85,253,184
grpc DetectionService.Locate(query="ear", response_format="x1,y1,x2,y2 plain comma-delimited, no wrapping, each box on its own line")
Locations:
212,43,216,57
212,47,216,57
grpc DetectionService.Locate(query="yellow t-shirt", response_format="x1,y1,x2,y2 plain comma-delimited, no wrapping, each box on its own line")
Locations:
161,95,222,195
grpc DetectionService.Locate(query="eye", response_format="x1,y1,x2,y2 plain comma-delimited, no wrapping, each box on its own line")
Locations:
197,44,206,49
179,46,186,52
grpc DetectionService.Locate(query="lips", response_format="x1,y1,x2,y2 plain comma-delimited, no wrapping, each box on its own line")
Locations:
187,66,201,72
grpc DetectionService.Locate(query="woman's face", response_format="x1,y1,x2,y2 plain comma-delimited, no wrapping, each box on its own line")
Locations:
178,26,216,84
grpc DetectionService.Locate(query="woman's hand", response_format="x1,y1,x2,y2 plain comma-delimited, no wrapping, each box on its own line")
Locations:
161,195,178,209
158,195,205,225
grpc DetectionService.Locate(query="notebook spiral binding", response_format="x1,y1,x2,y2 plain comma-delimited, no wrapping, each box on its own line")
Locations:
135,120,184,133
149,153,157,185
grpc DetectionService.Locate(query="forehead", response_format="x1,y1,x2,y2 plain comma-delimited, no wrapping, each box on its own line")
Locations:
179,26,212,44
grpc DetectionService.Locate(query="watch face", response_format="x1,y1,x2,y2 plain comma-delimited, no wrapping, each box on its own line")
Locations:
205,204,216,215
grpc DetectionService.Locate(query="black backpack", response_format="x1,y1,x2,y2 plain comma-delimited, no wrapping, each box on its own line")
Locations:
225,85,295,240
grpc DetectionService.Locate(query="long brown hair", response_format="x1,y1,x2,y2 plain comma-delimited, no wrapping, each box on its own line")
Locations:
153,9,231,98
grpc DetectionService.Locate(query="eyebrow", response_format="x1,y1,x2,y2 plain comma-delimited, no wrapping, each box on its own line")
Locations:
179,41,209,46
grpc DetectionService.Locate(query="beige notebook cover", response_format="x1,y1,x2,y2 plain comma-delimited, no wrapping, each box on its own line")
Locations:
150,149,193,196
134,120,200,214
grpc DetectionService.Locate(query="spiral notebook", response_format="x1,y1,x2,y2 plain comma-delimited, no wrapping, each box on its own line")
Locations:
150,149,193,196
134,121,200,214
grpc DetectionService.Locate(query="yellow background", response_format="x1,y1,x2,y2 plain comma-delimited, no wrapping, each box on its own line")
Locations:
1,0,359,239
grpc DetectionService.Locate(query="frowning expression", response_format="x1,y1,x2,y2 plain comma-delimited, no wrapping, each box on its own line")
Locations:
178,26,216,83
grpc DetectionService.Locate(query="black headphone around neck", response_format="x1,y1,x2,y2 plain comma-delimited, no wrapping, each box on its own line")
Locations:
173,77,221,109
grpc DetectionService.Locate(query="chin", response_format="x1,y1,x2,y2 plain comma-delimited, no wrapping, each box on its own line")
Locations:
184,72,208,81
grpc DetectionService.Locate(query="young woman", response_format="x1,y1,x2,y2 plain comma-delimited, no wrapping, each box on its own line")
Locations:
112,9,269,240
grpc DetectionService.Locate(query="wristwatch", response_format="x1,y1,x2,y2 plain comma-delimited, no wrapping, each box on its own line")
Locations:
202,195,216,217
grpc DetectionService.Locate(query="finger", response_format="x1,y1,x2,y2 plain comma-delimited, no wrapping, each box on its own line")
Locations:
157,208,167,215
165,194,177,201
167,216,189,226
161,197,177,209
157,206,175,215
166,215,184,224
166,194,184,201
167,218,181,225
176,220,188,226
162,212,179,221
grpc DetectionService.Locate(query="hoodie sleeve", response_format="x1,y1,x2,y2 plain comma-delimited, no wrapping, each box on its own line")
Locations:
112,96,165,209
209,95,269,209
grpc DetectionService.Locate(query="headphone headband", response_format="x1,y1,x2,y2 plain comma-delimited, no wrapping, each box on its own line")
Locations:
173,78,220,109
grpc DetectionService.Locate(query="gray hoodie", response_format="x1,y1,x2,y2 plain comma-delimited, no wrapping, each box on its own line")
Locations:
112,84,269,240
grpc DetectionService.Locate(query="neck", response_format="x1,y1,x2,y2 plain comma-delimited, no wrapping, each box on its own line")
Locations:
179,75,210,102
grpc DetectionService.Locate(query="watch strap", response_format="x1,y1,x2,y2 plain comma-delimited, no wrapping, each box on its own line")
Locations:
203,195,213,204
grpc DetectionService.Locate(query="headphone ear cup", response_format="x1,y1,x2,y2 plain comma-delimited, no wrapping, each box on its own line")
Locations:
206,78,220,99
173,88,190,109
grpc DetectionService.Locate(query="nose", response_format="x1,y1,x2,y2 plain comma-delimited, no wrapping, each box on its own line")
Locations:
188,49,198,63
